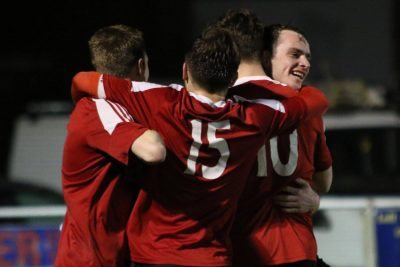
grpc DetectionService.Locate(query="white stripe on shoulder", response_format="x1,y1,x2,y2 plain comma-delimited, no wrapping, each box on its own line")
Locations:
232,95,285,113
234,76,288,87
93,98,132,134
131,81,170,92
169,83,184,91
98,74,106,98
107,101,133,122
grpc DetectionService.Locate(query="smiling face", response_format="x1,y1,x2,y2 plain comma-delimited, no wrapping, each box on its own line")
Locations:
270,29,311,90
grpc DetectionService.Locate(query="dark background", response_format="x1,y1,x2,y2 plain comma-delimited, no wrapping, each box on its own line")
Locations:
1,0,399,194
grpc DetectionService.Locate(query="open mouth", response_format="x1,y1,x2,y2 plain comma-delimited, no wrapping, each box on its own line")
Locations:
291,70,306,80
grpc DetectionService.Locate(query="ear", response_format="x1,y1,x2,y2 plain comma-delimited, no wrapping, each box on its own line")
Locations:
127,59,142,80
182,63,188,82
138,58,145,77
261,51,273,76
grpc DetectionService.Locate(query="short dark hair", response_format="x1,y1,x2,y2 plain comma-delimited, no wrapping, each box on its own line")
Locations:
185,29,240,92
88,24,146,77
262,24,308,76
213,8,264,61
263,24,307,57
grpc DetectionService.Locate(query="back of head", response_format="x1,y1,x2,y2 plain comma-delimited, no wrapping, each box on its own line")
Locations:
213,8,264,62
185,29,240,93
88,24,146,78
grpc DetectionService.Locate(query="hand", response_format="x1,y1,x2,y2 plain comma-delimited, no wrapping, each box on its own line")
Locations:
273,178,320,213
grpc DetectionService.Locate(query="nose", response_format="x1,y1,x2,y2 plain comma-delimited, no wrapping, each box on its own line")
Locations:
299,56,311,70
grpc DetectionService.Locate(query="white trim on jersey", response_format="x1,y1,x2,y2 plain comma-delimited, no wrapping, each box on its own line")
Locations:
131,81,169,92
131,81,227,108
107,101,134,121
168,83,184,91
188,92,227,108
98,74,106,99
234,75,288,87
232,95,286,113
93,98,132,135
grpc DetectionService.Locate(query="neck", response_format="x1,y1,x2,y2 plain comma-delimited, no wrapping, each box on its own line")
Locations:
237,60,267,78
187,82,227,103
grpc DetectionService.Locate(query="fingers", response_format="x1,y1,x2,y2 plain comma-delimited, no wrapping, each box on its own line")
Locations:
274,194,318,213
294,178,309,187
275,198,309,213
281,178,310,194
275,178,317,213
274,195,302,211
280,185,300,195
280,207,306,213
274,194,298,203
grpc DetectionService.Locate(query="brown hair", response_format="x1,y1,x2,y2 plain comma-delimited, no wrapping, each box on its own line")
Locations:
185,29,240,92
263,24,308,57
212,8,264,61
88,24,146,77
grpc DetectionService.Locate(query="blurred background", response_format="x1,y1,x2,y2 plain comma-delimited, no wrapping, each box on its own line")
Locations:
0,0,399,266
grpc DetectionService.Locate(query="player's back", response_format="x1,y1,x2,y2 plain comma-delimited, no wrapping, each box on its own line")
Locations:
72,72,323,266
101,76,286,265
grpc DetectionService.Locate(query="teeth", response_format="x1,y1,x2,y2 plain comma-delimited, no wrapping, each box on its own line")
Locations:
292,71,304,79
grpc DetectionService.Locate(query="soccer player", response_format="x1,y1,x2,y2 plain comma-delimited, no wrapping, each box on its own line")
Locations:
54,25,166,267
213,9,332,266
71,28,328,266
264,24,332,208
263,24,333,267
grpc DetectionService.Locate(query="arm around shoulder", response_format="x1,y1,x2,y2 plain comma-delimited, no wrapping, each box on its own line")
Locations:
71,72,102,102
298,86,329,119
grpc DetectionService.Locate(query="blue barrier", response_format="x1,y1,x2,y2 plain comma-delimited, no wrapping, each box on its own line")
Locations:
0,225,60,267
376,208,400,267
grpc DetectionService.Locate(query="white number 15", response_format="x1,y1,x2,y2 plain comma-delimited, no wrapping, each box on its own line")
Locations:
184,119,231,180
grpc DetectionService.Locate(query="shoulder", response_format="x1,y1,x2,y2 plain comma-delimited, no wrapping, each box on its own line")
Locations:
72,98,131,120
129,81,183,93
301,84,321,90
72,97,95,112
229,79,297,100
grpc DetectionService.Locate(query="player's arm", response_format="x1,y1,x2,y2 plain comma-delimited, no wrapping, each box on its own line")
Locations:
271,87,327,135
276,125,332,213
71,72,103,102
312,166,332,194
274,178,320,214
294,86,328,119
85,98,165,165
275,167,332,214
132,129,166,164
229,80,297,100
275,167,333,214
313,115,333,193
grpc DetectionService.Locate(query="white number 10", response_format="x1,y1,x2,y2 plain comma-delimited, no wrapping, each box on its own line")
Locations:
184,119,231,179
256,130,299,177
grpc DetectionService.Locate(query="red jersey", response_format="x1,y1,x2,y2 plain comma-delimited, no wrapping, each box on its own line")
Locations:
71,72,327,266
228,77,333,266
54,98,147,267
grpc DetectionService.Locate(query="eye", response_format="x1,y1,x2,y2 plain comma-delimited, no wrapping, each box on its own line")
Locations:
290,51,301,58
